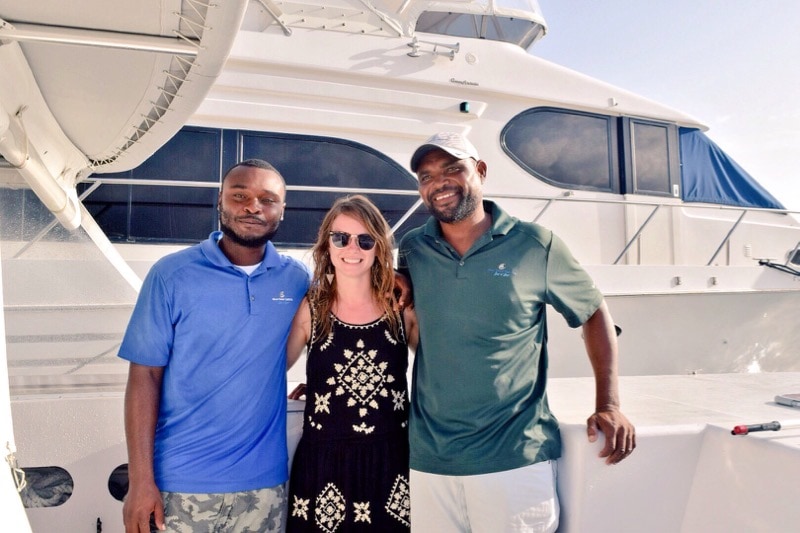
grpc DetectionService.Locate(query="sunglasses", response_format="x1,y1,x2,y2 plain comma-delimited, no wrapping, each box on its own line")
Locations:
329,231,376,251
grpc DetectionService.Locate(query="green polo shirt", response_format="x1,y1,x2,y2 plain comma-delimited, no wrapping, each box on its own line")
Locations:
398,201,603,476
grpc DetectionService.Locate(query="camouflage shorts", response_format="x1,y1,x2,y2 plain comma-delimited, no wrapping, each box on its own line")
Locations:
159,484,287,533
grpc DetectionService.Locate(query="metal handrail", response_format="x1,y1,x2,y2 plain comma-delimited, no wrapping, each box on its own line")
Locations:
613,205,661,265
489,192,799,265
706,209,748,266
81,177,800,266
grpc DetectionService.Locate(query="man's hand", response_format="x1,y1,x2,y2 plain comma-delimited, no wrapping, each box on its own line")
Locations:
392,271,413,310
123,481,165,532
587,408,636,465
288,383,307,400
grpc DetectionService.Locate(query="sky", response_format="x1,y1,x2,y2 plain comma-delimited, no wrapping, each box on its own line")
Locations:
532,1,800,211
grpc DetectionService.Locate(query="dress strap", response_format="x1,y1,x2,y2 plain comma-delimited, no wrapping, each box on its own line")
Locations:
308,301,319,353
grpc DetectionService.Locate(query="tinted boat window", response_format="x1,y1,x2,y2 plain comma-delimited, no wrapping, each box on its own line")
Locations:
626,119,679,197
502,108,618,192
82,128,426,247
239,132,426,246
81,127,221,243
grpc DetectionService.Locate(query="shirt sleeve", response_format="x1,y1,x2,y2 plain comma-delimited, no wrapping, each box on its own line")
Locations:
118,267,174,367
544,232,604,328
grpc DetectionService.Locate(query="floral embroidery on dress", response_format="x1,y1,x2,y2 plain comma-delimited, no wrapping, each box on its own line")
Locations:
391,389,406,411
316,483,346,533
314,392,331,414
306,319,405,436
385,475,411,527
338,342,386,405
319,331,334,352
352,421,375,434
353,501,371,523
307,415,322,431
292,495,310,520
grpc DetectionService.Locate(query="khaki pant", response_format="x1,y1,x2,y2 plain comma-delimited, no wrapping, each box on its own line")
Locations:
410,461,559,533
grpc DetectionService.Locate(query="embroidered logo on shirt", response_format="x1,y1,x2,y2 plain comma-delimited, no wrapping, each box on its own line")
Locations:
271,291,296,303
486,263,515,278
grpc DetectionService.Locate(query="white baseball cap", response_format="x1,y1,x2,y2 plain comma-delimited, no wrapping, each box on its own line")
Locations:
410,132,480,172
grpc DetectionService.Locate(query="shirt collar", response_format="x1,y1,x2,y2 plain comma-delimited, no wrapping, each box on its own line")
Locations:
201,231,281,272
423,200,517,239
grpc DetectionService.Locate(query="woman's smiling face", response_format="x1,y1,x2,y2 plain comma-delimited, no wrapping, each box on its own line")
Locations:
328,214,377,278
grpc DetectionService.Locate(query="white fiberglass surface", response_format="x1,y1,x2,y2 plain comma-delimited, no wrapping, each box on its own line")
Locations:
1,191,137,397
551,373,800,532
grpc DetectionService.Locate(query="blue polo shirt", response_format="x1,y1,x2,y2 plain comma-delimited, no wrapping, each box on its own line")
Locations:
119,231,309,492
398,201,603,476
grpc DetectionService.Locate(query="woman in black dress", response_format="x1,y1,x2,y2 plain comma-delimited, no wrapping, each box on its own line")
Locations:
286,195,418,532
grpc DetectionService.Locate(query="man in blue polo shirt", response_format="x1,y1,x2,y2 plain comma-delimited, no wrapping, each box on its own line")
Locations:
398,133,636,532
119,159,310,532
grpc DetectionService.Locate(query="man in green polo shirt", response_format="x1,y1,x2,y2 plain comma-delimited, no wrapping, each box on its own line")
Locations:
397,132,635,532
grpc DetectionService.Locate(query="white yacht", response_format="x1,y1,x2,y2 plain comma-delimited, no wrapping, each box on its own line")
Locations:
1,0,799,531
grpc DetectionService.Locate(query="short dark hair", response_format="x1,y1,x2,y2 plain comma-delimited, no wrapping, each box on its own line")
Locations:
221,159,285,186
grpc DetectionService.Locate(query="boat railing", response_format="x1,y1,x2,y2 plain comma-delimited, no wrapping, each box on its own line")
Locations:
81,177,800,268
488,190,800,267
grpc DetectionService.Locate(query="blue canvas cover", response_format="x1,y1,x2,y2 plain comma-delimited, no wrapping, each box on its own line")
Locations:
679,128,784,209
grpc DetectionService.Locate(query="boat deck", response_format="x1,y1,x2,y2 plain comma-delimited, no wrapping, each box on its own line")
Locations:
551,371,800,432
548,372,800,532
13,372,800,532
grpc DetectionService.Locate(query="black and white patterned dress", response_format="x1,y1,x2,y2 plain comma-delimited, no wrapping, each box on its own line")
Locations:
287,310,410,532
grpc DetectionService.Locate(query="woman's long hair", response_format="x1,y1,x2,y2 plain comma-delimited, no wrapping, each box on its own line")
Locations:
309,194,399,341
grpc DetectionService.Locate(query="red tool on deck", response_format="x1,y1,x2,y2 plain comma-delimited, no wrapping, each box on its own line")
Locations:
731,421,782,435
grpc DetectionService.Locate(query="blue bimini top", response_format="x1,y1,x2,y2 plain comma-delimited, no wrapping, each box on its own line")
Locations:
679,127,784,209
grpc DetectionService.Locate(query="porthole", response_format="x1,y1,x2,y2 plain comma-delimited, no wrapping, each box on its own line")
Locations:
108,463,128,502
19,466,73,508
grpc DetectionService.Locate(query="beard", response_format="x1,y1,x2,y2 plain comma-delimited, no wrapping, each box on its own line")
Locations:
218,207,280,248
427,190,480,224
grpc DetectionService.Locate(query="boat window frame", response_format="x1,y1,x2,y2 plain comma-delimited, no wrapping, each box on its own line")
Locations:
620,117,682,198
501,107,683,198
500,107,621,194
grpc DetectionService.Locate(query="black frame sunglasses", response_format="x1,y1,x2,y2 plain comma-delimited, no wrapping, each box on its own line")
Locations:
329,231,376,251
